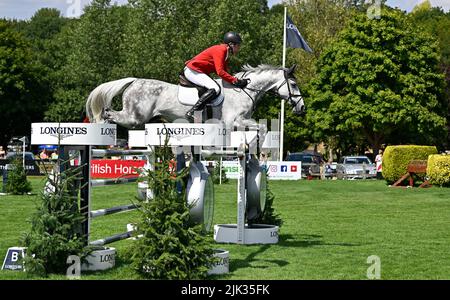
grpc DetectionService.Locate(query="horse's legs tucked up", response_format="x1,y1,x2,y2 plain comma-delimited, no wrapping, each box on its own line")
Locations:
104,108,142,129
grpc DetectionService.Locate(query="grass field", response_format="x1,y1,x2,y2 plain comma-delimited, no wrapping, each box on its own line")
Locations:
0,177,449,280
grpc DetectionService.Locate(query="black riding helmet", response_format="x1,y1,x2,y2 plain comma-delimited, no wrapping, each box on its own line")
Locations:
223,32,242,45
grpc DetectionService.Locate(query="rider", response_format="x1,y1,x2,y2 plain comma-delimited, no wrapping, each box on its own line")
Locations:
183,31,250,121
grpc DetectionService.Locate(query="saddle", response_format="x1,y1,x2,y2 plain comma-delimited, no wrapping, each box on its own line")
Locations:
177,73,224,107
179,73,207,97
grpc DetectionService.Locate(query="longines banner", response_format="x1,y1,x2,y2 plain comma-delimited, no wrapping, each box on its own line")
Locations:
31,123,116,146
132,129,277,149
145,124,230,146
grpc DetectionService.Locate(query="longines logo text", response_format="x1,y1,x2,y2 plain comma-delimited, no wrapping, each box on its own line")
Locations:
101,128,116,136
156,127,205,136
40,126,87,139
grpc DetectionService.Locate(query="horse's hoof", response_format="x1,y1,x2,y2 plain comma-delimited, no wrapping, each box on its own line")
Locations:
103,110,112,119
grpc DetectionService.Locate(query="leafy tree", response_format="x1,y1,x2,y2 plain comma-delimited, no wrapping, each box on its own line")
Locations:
307,7,447,156
121,0,271,82
0,21,49,147
197,0,270,71
22,9,69,125
121,0,214,82
25,8,68,41
254,1,356,155
45,1,130,121
45,0,277,123
409,2,450,148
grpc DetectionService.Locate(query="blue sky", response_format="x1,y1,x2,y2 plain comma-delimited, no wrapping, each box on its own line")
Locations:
0,0,449,20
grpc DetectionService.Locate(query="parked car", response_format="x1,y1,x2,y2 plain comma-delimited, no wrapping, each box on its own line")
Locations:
285,151,324,178
336,156,377,180
4,151,35,161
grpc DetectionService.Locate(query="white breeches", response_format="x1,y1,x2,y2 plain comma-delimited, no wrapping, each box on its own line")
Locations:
184,67,221,94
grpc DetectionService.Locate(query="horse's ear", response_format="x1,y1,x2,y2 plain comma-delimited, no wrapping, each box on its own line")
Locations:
288,64,297,75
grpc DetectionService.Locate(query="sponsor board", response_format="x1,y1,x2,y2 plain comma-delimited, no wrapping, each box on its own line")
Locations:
266,161,302,180
133,129,278,149
91,159,146,178
0,160,41,176
31,123,116,146
201,160,302,180
145,123,229,146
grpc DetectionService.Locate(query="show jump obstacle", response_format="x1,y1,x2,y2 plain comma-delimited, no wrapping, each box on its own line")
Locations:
131,124,279,245
32,123,119,271
31,122,278,272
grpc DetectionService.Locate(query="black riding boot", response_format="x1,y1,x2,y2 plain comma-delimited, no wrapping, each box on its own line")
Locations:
185,89,217,122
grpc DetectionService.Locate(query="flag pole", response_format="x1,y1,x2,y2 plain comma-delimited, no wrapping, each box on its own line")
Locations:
280,6,287,162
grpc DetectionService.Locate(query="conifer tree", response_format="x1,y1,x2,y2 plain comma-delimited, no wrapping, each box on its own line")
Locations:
5,157,32,195
130,144,214,279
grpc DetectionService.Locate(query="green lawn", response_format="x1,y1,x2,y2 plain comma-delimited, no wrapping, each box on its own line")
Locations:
0,177,449,279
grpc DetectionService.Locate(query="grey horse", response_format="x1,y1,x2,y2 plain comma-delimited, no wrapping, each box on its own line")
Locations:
86,64,305,129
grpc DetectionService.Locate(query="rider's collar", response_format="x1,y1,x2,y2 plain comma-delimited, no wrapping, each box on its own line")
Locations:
226,47,231,60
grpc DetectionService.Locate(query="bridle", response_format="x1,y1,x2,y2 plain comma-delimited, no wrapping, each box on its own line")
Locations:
275,72,303,108
238,71,303,111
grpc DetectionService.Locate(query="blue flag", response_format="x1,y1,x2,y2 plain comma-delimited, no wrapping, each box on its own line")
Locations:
286,14,313,53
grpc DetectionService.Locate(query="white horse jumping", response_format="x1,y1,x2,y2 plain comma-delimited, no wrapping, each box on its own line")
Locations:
85,64,305,129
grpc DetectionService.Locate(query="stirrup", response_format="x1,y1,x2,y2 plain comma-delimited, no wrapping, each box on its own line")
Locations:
185,111,194,122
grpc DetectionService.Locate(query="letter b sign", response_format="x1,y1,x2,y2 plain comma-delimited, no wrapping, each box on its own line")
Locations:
1,247,26,271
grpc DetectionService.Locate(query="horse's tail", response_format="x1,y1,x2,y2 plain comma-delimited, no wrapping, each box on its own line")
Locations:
86,77,137,123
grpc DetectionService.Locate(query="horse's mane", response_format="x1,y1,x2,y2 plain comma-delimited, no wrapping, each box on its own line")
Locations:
238,64,284,75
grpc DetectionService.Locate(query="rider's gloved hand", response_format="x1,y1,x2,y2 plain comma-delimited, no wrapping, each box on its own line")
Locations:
233,78,250,89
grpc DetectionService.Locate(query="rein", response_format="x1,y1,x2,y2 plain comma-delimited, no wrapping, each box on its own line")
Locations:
237,71,303,111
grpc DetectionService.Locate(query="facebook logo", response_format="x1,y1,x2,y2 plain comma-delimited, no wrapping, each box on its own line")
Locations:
281,165,288,172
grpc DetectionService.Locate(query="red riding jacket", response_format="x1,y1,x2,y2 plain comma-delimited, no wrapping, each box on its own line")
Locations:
185,44,238,84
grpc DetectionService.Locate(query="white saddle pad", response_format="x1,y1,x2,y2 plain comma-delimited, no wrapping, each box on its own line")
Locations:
177,80,224,107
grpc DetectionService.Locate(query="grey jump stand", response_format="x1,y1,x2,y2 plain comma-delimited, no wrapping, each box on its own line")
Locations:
213,133,279,245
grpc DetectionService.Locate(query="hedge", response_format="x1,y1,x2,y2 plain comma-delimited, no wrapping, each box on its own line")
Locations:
427,155,450,187
382,145,438,183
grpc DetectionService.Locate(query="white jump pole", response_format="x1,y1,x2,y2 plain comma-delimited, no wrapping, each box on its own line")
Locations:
236,134,246,244
219,156,222,185
280,6,287,162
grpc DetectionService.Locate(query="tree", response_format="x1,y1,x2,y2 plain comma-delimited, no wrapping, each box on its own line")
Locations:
45,0,276,123
254,0,356,155
25,8,68,41
4,157,32,195
130,143,213,279
121,0,215,82
410,3,450,148
44,1,130,121
307,7,447,156
22,163,86,276
0,21,48,147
